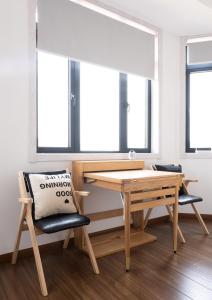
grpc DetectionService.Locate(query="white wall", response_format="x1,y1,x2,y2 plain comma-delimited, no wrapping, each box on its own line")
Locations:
0,0,187,255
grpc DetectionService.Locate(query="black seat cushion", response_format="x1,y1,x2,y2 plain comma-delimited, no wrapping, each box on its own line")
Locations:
34,213,90,234
179,194,203,206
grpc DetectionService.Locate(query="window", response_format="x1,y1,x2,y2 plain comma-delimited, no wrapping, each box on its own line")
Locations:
127,74,150,149
37,51,151,153
80,62,120,152
37,51,69,149
186,63,212,152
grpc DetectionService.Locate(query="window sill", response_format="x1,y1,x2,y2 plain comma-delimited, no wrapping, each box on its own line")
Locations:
182,151,212,159
30,152,160,163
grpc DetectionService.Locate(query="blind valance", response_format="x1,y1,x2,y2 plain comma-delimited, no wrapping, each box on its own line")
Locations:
37,0,155,79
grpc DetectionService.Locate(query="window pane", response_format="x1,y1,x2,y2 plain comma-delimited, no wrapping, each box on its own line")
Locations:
80,63,119,151
127,74,148,149
37,51,69,148
190,71,212,148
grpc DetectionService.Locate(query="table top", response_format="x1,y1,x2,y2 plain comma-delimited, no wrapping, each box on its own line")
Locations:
84,169,183,184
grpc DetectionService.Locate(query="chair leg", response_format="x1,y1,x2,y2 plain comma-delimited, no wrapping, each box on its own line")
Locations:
191,203,210,235
63,229,72,249
11,204,27,264
144,208,153,229
173,198,178,253
82,226,99,274
26,215,48,296
166,205,186,243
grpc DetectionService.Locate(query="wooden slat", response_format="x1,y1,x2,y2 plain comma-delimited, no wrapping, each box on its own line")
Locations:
87,209,123,221
89,180,122,192
130,188,176,201
124,178,181,192
130,197,176,212
74,160,145,173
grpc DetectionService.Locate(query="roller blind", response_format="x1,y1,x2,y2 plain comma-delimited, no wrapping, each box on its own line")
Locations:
37,0,155,79
187,40,212,65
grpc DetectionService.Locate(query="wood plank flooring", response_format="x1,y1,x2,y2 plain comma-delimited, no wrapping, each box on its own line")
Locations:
1,219,212,300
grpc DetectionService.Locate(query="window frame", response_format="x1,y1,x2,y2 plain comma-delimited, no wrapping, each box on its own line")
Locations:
37,59,152,154
186,63,212,153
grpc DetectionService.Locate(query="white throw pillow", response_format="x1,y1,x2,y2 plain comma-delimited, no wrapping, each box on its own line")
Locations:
28,173,77,220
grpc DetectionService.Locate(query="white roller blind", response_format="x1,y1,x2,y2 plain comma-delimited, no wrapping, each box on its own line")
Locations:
37,0,155,79
187,41,212,65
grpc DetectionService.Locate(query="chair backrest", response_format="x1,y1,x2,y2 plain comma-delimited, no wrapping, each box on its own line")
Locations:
18,169,79,219
152,164,185,195
18,171,29,199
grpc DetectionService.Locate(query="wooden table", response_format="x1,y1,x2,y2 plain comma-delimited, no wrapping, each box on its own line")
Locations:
72,160,183,270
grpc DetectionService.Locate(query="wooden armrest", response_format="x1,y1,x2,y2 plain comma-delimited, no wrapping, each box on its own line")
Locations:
75,191,90,197
184,178,198,183
183,178,198,187
19,197,32,204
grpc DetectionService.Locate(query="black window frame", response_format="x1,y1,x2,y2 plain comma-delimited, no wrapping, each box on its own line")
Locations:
37,59,152,154
186,62,212,153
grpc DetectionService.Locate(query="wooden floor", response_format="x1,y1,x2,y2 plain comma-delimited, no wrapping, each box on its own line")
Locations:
1,219,212,300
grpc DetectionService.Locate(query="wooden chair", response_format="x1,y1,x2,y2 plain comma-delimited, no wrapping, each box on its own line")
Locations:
11,169,99,296
144,164,209,243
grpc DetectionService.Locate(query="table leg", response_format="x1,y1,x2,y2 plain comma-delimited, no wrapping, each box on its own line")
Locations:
124,192,131,271
132,208,144,230
121,192,144,229
173,186,178,253
72,165,85,250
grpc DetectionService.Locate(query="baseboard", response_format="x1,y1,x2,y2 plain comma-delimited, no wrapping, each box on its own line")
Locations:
179,213,212,221
0,214,170,264
147,214,169,224
0,240,65,264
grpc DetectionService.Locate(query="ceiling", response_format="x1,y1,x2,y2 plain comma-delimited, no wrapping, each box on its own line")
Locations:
95,0,212,36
